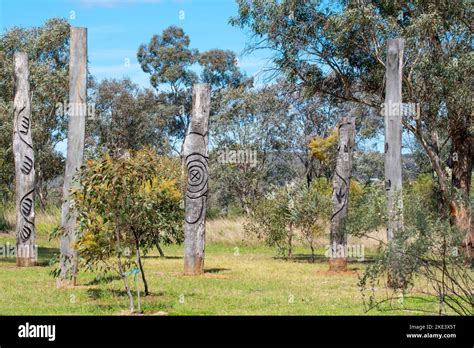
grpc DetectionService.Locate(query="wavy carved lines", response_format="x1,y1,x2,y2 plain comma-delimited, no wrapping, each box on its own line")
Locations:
331,170,349,222
19,115,29,135
331,120,353,223
19,222,33,243
21,155,33,175
15,105,33,149
20,189,34,219
13,53,35,251
18,189,35,243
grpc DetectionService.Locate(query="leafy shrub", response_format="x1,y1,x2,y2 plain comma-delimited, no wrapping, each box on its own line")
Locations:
291,180,331,261
71,148,184,312
0,204,10,231
245,179,331,258
343,181,386,237
245,183,294,256
357,177,472,315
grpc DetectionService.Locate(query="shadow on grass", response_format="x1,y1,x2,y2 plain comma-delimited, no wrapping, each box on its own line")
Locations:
273,253,378,264
86,274,122,286
204,268,230,274
0,246,58,266
86,287,167,300
37,247,58,266
143,255,182,260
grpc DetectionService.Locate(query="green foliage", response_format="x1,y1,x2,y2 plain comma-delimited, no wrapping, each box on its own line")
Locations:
245,179,331,257
137,26,198,89
231,0,473,217
0,18,71,207
291,180,332,260
358,179,472,315
406,173,437,210
344,181,386,238
0,204,11,231
138,26,248,149
353,151,384,184
198,49,245,90
311,177,333,198
245,184,292,256
88,78,170,155
209,84,297,214
71,148,184,306
137,26,196,145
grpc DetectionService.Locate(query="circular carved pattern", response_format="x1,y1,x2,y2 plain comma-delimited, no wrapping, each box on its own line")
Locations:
186,153,208,199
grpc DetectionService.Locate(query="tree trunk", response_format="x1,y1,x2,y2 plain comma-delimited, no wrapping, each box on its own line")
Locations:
155,241,165,257
450,128,473,259
329,117,355,272
36,170,47,211
13,52,36,267
287,224,293,258
118,255,134,313
135,248,142,313
114,227,134,313
384,38,405,288
58,27,87,286
134,233,149,296
183,84,210,275
384,38,404,240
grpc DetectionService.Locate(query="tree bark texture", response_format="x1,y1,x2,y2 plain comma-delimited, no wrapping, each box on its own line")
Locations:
329,117,355,272
59,27,87,286
384,38,404,242
183,83,210,275
13,52,36,267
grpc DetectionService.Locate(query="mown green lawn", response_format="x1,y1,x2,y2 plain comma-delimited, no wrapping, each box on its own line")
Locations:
0,231,442,315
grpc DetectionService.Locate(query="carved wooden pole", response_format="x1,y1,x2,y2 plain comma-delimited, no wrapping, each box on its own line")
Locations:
384,38,405,288
13,52,36,267
384,38,404,240
329,117,355,272
183,83,210,275
59,27,87,286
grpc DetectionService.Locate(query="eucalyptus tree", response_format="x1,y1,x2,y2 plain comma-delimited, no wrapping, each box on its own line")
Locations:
138,26,249,155
0,18,70,207
138,26,198,155
210,84,296,214
231,0,473,250
88,78,170,156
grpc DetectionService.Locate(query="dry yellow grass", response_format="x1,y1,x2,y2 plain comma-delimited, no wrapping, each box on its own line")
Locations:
206,217,259,245
207,217,386,251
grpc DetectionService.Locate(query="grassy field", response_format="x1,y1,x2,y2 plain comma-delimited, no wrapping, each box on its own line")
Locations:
0,210,448,315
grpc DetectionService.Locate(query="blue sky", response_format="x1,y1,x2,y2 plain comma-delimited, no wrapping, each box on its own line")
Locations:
0,0,272,88
0,0,395,154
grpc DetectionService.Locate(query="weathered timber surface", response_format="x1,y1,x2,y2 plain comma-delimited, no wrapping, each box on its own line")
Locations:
183,83,210,275
384,38,404,241
13,52,36,267
59,27,87,285
329,117,355,272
